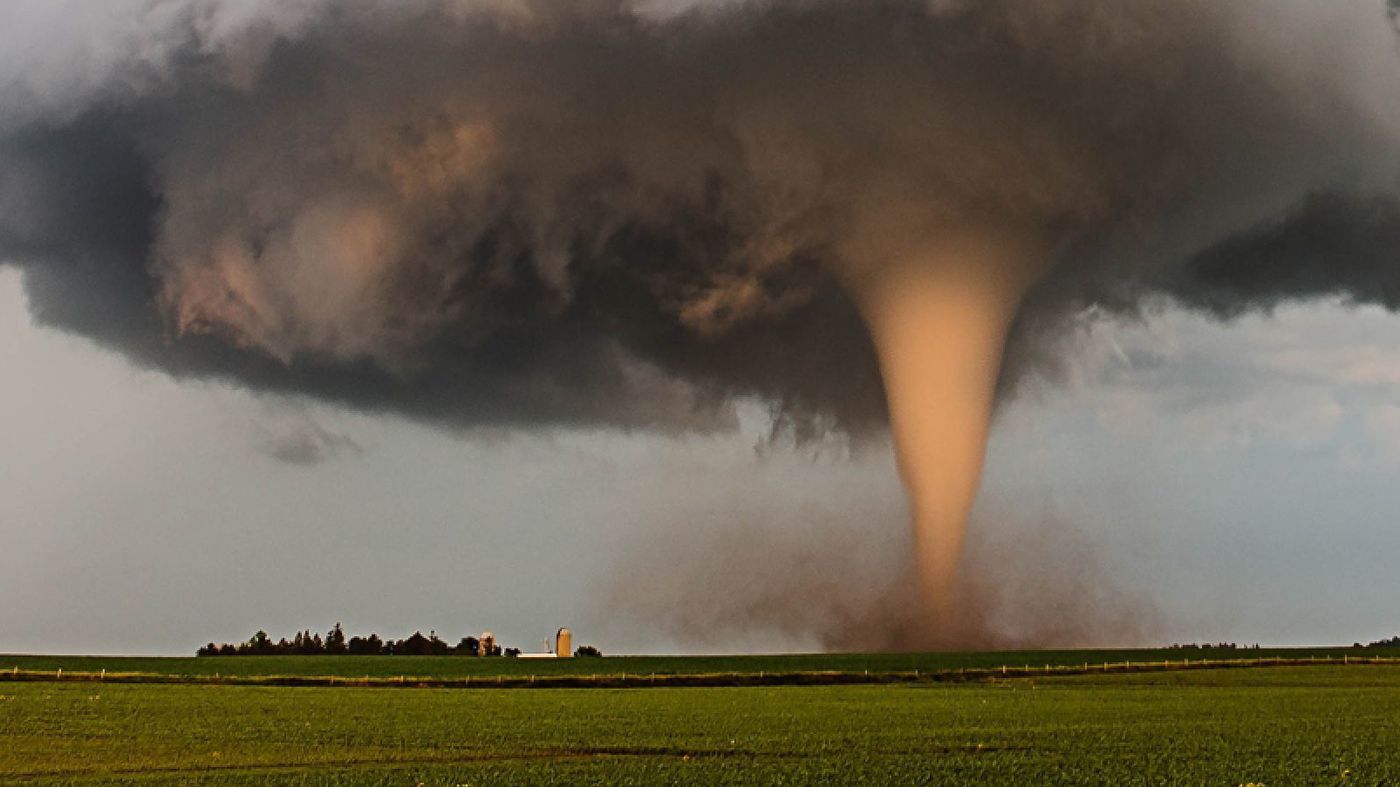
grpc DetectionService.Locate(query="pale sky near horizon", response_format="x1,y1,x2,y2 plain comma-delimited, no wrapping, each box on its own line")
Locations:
5,263,1400,655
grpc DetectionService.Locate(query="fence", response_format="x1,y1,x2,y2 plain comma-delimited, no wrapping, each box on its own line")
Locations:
2,655,1398,690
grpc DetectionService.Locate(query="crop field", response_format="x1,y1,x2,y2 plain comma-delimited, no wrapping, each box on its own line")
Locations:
4,663,1400,785
0,646,1374,682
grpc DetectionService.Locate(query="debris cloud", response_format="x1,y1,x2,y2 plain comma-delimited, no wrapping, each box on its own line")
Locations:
590,508,1161,652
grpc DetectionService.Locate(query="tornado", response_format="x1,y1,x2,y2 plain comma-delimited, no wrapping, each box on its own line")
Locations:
842,227,1046,629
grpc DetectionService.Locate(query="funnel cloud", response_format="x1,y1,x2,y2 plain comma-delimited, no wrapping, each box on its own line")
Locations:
2,0,1399,645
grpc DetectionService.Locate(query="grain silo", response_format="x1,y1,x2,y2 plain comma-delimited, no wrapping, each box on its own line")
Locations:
555,628,573,658
480,631,496,656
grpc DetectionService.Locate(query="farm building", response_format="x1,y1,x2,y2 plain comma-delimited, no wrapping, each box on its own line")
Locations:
517,628,574,659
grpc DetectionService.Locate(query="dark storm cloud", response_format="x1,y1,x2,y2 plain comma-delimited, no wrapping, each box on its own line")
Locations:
0,107,873,434
1,0,1398,437
1164,193,1400,317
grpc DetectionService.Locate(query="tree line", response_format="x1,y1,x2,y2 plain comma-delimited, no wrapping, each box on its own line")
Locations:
1167,642,1259,650
197,624,601,657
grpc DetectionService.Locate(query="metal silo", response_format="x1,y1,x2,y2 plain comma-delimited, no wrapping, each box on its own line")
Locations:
555,628,573,658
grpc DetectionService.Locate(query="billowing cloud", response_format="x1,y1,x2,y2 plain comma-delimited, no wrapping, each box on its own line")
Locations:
1,0,1397,441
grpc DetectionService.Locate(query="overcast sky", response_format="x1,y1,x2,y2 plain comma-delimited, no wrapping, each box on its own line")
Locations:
4,263,1399,654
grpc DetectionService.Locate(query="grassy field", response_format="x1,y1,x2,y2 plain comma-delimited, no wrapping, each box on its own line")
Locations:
0,646,1376,681
3,665,1400,784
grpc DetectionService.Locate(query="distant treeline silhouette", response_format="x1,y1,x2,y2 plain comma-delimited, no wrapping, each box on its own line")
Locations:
1365,636,1400,648
198,624,518,657
1167,642,1259,650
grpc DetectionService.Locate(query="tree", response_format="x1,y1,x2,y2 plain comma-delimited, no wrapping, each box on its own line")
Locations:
325,623,347,655
574,645,602,658
247,630,274,656
428,631,450,656
348,633,384,655
398,631,433,655
455,637,480,656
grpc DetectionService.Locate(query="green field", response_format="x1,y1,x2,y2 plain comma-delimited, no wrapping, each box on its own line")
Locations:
0,647,1373,681
4,662,1400,784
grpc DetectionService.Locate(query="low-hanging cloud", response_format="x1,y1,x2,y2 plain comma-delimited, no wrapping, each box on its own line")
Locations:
251,404,364,466
1,0,1396,440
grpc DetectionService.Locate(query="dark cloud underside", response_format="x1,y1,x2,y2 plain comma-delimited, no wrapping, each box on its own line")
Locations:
1,0,1397,436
